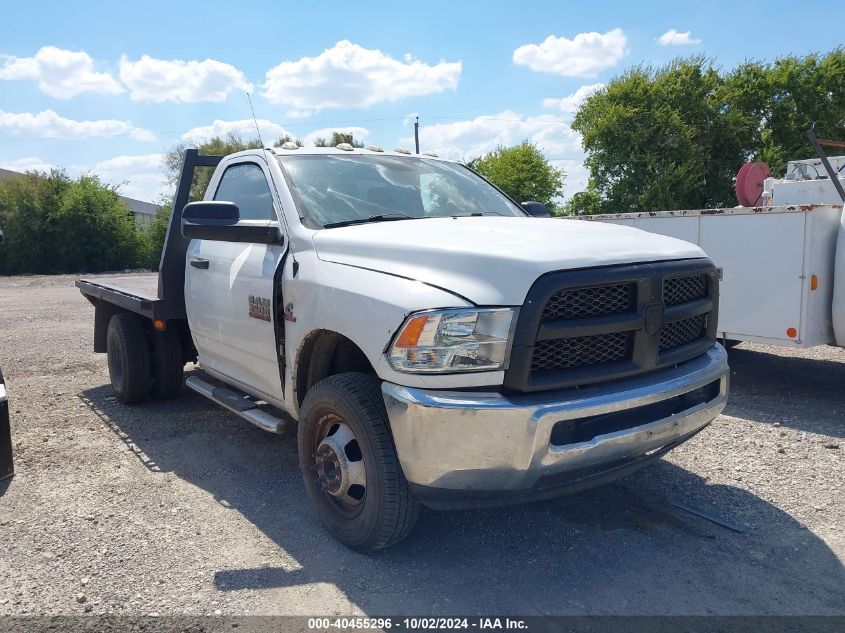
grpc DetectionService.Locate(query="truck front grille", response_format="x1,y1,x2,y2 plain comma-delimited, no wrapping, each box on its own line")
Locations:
504,260,719,393
542,283,634,320
663,274,708,306
660,314,708,351
531,331,634,372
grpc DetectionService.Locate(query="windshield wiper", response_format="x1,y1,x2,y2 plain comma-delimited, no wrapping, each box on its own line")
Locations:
323,213,416,229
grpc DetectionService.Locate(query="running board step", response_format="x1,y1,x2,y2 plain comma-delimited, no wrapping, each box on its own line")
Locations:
185,376,293,435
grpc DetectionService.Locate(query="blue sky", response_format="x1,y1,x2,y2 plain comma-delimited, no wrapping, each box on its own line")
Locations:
1,0,843,202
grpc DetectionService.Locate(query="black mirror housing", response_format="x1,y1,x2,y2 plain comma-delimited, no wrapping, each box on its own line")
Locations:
521,201,551,218
181,201,282,245
182,200,240,222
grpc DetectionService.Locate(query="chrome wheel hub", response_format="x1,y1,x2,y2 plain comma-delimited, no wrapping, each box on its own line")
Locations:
315,421,366,505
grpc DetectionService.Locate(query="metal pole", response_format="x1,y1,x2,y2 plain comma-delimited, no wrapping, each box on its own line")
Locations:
414,117,420,154
807,129,845,203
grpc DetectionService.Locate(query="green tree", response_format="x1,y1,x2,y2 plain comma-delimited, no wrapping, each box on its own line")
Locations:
469,141,565,213
571,50,845,213
563,190,602,216
0,170,144,274
313,131,364,148
137,202,173,270
721,48,845,176
572,57,747,213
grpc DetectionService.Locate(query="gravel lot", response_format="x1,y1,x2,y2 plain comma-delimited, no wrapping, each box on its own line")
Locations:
0,273,842,617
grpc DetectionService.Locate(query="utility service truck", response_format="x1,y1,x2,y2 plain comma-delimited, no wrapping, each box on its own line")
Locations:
77,145,728,551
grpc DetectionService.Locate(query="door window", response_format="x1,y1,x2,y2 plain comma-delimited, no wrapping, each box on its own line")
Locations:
214,163,275,221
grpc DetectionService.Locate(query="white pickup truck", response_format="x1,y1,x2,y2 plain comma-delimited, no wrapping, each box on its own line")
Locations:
77,145,729,551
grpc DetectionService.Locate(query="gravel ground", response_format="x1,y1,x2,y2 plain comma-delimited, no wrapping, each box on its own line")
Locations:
0,273,842,617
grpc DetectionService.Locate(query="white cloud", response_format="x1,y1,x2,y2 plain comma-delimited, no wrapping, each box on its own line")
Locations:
88,154,168,202
302,126,370,146
262,40,461,115
513,29,627,77
0,153,167,202
657,29,702,46
0,46,123,99
401,111,589,200
0,109,154,141
0,156,58,173
119,55,252,103
181,120,372,147
543,83,606,112
181,118,294,144
402,111,583,162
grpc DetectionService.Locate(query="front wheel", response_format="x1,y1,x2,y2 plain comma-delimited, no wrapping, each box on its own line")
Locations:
298,373,420,552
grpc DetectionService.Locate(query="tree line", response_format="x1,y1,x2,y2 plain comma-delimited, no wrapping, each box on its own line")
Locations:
568,49,844,214
0,171,163,275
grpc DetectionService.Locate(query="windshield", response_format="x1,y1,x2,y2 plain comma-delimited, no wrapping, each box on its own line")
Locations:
277,154,526,228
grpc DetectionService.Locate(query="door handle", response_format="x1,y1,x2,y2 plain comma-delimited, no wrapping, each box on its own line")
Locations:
190,257,209,269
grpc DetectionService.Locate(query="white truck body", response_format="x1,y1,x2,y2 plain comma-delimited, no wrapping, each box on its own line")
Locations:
583,155,845,349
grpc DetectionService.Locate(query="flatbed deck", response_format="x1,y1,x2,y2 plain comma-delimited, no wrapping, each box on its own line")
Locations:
76,274,162,318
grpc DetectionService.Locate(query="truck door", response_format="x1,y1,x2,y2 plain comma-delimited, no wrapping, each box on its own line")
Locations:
184,158,286,403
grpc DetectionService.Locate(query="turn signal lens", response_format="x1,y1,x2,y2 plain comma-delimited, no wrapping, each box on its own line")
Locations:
393,315,429,348
388,308,516,373
787,327,797,338
811,275,819,291
153,319,166,331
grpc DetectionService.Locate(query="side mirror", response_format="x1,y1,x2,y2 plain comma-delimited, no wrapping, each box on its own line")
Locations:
521,201,551,218
183,200,239,222
181,201,282,245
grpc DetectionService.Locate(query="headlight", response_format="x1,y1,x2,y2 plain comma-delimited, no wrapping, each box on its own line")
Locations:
387,308,516,373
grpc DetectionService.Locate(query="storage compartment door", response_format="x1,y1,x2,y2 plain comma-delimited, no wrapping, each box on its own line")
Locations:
700,213,805,342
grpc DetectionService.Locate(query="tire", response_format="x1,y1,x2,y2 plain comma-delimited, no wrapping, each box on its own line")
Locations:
106,313,151,404
298,372,420,552
150,327,184,399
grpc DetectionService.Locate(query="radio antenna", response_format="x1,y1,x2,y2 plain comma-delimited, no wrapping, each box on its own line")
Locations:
245,91,264,147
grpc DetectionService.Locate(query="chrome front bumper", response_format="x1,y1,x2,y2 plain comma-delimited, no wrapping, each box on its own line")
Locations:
382,345,728,508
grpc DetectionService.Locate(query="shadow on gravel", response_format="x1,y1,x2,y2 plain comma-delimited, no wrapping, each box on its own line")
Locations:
0,477,11,499
79,381,845,616
724,345,845,438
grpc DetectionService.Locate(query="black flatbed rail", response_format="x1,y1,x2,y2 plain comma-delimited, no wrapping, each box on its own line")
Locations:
76,274,161,319
76,150,224,352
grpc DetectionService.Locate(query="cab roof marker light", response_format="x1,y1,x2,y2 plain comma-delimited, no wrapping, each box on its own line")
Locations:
422,151,439,158
366,144,384,152
394,147,412,155
336,143,354,151
280,142,299,150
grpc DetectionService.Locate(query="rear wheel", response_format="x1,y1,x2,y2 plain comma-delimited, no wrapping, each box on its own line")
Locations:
150,327,184,399
298,372,420,552
106,313,150,404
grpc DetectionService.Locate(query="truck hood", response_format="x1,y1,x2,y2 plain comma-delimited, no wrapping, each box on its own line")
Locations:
312,216,706,305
